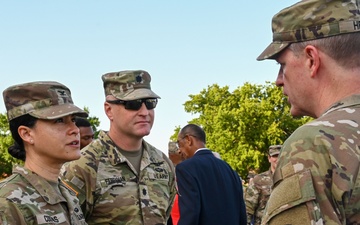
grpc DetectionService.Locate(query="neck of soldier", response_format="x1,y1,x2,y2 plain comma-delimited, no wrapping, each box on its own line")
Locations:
108,129,143,151
25,155,61,182
313,57,360,118
270,164,276,174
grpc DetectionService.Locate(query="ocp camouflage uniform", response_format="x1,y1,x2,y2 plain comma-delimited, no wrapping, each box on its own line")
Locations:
245,169,272,225
0,165,87,225
61,130,176,225
262,95,360,224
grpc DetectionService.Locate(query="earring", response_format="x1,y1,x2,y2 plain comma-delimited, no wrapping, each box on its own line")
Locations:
30,139,34,144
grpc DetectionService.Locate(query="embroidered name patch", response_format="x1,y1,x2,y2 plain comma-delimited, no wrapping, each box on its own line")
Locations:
36,213,66,224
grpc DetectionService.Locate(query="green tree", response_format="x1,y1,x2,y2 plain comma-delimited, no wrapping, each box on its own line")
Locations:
83,106,101,138
174,82,311,178
0,113,21,178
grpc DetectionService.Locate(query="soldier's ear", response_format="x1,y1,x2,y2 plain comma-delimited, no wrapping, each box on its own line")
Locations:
104,101,114,120
304,45,320,78
18,125,33,145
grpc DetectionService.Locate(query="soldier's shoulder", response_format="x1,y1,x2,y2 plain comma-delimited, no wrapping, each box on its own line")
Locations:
143,141,162,152
66,136,109,168
0,197,16,220
0,174,27,197
252,171,271,183
82,136,108,155
259,170,271,177
143,141,169,161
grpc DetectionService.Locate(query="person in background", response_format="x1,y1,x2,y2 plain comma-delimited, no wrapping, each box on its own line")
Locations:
167,141,185,225
75,117,94,149
168,141,185,168
62,70,176,224
257,0,360,224
246,172,256,187
0,81,88,224
244,145,281,225
176,124,247,225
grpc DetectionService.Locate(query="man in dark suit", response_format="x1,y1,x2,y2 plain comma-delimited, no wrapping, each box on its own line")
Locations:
175,124,247,225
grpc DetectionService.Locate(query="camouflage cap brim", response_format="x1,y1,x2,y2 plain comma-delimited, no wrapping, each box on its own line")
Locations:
257,0,360,61
269,151,280,156
102,70,161,101
3,81,88,121
29,103,88,120
257,42,290,61
111,88,160,101
268,144,282,156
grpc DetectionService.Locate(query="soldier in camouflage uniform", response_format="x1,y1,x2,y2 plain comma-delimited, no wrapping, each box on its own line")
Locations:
257,0,360,224
0,81,88,224
61,70,176,224
244,145,281,225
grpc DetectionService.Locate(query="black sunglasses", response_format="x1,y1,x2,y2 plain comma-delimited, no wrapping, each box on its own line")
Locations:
106,98,158,110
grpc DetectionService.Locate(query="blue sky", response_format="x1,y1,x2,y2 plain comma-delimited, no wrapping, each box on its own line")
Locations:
0,1,298,154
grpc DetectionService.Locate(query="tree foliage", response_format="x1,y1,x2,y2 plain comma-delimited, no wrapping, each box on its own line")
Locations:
173,82,311,178
83,106,101,138
0,113,21,178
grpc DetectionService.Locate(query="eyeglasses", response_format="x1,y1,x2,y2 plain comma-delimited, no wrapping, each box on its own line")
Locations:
176,136,186,149
176,134,197,148
106,98,158,110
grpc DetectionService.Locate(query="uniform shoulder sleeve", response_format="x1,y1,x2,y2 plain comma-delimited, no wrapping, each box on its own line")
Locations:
0,198,28,224
263,124,332,224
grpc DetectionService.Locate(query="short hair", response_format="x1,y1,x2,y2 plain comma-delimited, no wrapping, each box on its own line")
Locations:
289,32,360,69
180,124,206,144
75,117,91,127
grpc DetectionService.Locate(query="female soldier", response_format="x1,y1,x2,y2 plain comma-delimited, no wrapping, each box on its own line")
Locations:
0,81,88,224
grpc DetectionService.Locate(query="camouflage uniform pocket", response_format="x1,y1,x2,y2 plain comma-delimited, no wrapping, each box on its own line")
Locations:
262,168,317,225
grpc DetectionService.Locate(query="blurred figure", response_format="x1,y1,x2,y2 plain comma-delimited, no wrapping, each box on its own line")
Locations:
246,172,256,186
167,141,185,225
176,124,246,225
244,145,281,225
62,70,176,224
258,0,360,223
0,81,88,224
75,117,94,149
168,141,185,167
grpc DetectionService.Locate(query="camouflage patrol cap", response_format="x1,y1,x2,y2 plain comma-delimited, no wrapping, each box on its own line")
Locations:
268,145,281,156
168,141,178,154
102,70,160,101
257,0,360,60
3,81,88,121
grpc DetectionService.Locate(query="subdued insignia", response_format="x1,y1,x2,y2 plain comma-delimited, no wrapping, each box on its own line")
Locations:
136,75,142,83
